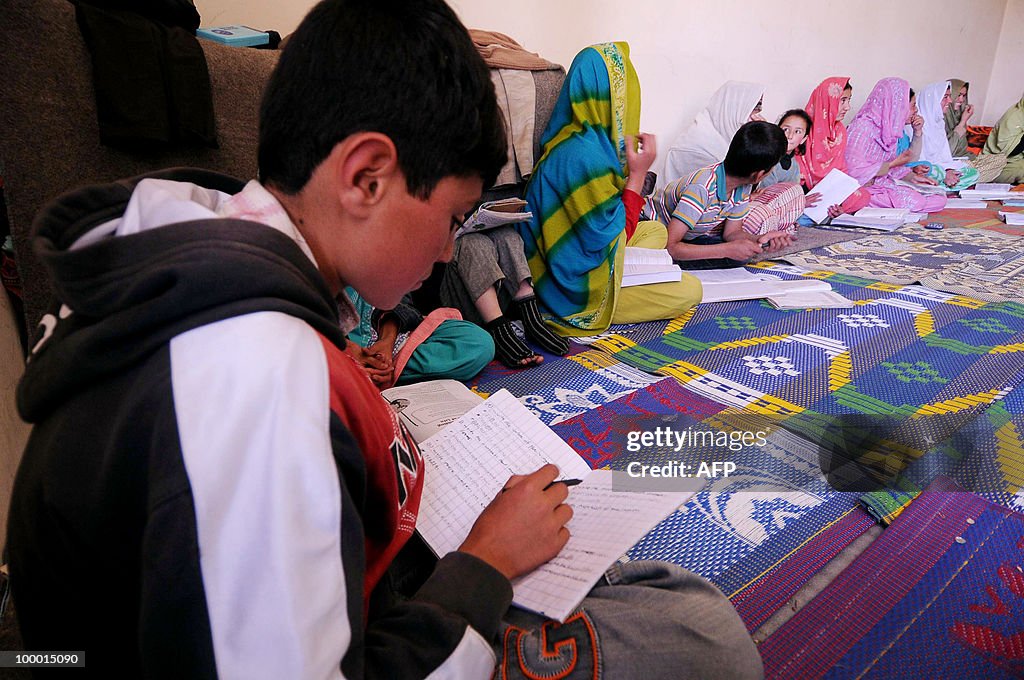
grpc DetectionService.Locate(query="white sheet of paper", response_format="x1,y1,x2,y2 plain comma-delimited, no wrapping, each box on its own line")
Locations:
802,169,861,223
416,390,691,622
417,390,591,555
511,469,693,621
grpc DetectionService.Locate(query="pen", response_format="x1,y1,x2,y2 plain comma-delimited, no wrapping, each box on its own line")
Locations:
500,478,583,494
543,478,582,491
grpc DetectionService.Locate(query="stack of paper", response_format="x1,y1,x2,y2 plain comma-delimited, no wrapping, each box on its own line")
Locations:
801,169,861,223
691,268,854,308
999,211,1024,226
944,198,989,209
621,247,682,287
830,208,923,231
960,183,1022,201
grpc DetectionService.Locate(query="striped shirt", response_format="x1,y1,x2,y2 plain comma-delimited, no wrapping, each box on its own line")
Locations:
646,163,751,240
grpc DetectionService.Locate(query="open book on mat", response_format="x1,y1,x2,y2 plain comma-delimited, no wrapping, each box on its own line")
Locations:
416,389,693,622
691,268,853,308
621,247,683,287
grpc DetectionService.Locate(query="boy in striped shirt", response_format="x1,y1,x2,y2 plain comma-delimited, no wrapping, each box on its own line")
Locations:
646,121,792,268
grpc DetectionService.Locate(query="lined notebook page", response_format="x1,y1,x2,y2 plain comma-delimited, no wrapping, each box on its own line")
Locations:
417,389,591,556
512,469,693,621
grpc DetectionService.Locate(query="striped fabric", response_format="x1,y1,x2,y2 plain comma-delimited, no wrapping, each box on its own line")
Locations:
645,162,751,238
743,182,806,236
519,42,640,336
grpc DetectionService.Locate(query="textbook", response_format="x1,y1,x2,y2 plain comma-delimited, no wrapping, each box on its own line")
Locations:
455,198,531,238
416,389,692,621
802,169,860,223
622,247,682,287
381,380,483,443
196,25,270,47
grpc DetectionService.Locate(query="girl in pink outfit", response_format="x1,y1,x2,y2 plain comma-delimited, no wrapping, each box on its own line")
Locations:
844,77,947,212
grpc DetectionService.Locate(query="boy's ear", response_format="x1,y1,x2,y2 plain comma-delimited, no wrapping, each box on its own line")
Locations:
331,132,401,217
750,169,770,184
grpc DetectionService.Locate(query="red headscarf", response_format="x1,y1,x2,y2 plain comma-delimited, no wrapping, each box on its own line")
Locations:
796,77,851,190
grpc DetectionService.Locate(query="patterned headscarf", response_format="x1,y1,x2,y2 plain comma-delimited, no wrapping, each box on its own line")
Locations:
663,81,764,184
943,79,969,131
796,77,851,189
519,42,640,335
844,78,911,184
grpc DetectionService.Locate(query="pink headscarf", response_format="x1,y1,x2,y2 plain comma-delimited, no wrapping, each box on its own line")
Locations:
844,78,911,185
796,77,851,190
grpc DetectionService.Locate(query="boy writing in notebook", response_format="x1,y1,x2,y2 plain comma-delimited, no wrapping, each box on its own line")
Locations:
647,120,793,269
8,1,760,677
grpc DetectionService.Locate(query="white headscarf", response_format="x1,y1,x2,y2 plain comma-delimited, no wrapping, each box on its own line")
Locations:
663,81,765,184
918,80,966,171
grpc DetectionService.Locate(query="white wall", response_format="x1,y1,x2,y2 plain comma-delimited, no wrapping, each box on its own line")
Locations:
982,0,1024,130
197,0,1017,172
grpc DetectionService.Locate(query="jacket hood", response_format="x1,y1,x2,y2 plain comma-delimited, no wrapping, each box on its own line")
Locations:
18,168,346,422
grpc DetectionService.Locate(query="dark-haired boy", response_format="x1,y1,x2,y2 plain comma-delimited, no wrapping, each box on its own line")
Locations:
9,1,762,677
647,120,792,268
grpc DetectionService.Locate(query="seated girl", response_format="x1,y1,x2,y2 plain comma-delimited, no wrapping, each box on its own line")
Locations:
844,78,947,213
982,92,1024,184
911,80,979,192
945,79,975,157
663,81,765,185
795,77,871,222
758,109,811,190
517,42,701,336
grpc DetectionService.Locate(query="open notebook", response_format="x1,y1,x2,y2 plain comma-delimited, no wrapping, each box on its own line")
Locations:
416,389,692,621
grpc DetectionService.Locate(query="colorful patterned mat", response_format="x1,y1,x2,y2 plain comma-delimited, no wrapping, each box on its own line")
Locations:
595,264,1024,497
930,203,1024,237
898,378,1024,512
468,344,662,425
759,478,1024,679
780,225,1024,302
545,377,874,629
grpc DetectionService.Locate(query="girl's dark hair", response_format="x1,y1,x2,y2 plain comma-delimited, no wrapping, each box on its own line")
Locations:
778,109,812,156
909,88,916,100
258,0,507,198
